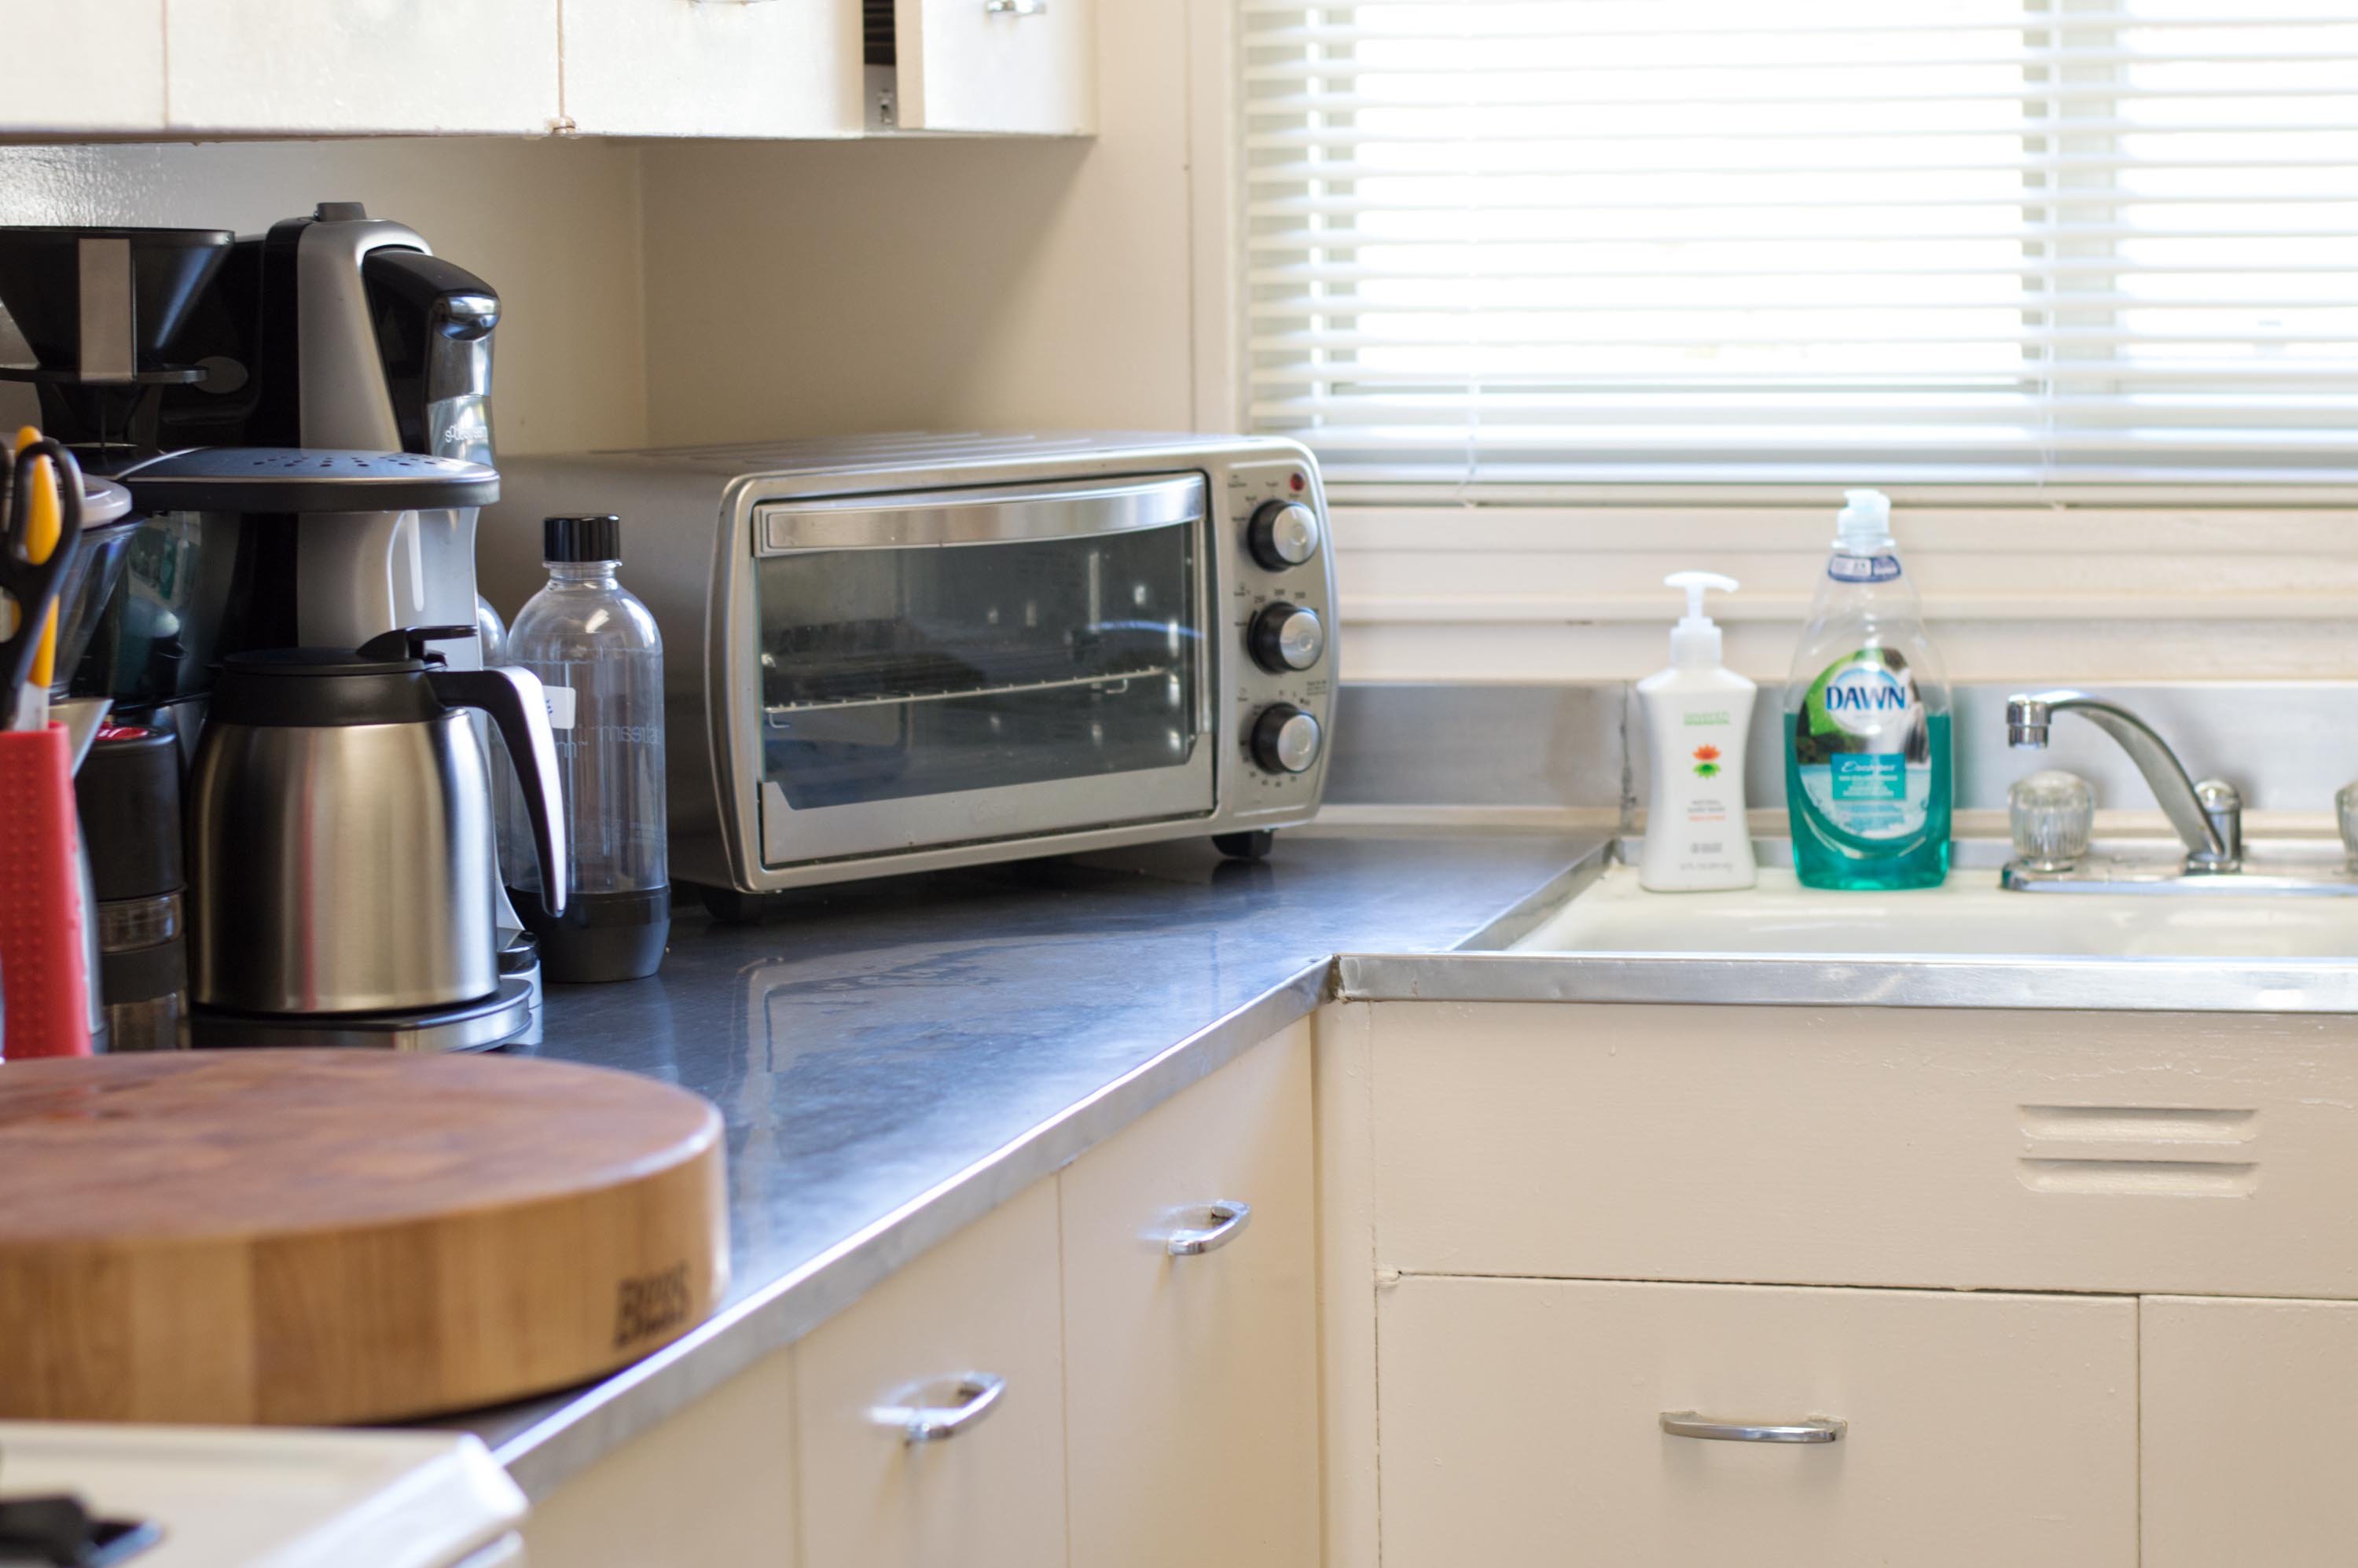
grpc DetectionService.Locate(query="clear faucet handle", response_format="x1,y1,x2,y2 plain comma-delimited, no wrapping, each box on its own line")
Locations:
2338,782,2358,868
2011,769,2095,871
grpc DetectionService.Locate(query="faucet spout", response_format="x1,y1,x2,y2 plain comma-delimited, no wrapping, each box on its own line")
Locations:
2002,689,2239,872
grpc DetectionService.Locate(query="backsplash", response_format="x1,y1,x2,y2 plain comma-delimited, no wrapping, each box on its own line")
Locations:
1327,681,2358,828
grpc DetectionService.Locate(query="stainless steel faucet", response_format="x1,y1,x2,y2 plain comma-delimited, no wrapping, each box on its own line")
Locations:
2005,689,2242,872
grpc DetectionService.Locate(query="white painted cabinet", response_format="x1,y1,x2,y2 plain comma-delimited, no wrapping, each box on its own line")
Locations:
2142,1294,2358,1566
560,0,861,138
890,0,1095,134
0,2,165,133
1059,1019,1319,1568
1379,1276,2139,1568
163,0,562,134
795,1176,1068,1568
523,1346,799,1568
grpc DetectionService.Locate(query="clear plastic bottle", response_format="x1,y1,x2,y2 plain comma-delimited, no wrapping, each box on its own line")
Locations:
502,514,670,980
1781,490,1953,890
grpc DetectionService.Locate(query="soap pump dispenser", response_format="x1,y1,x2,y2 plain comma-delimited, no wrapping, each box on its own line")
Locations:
1637,571,1758,891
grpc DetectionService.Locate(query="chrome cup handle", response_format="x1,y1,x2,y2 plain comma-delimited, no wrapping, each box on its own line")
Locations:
430,665,568,916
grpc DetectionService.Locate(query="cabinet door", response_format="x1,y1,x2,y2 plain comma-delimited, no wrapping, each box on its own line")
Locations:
2143,1294,2358,1566
562,0,860,138
1379,1276,2137,1568
892,0,1093,134
164,0,560,134
794,1177,1066,1568
1060,1022,1318,1568
524,1346,799,1568
0,2,164,133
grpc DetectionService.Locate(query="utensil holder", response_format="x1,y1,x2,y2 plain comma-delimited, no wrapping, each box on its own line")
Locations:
0,721,94,1057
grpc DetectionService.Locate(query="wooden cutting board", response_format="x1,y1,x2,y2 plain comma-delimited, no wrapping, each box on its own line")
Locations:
0,1050,729,1427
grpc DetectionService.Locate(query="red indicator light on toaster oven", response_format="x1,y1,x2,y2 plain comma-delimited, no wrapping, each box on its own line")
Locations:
1288,472,1305,492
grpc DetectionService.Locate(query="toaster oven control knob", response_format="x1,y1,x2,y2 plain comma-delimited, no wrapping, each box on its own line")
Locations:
1248,500,1322,571
1250,603,1326,674
1251,704,1324,775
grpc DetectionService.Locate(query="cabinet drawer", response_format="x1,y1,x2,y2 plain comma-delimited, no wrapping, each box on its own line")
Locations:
165,0,559,134
793,1177,1066,1568
892,0,1094,134
1379,1276,2136,1568
562,0,859,138
2143,1294,2358,1566
1369,1001,2358,1297
1060,1023,1318,1568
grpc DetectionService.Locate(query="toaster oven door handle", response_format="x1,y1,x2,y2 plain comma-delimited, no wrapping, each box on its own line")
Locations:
753,475,1208,553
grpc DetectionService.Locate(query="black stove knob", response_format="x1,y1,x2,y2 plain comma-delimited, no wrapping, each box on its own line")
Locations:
1248,499,1322,571
1251,704,1324,775
1249,603,1326,674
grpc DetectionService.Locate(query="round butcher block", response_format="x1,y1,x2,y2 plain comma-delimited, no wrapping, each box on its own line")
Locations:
0,1050,729,1427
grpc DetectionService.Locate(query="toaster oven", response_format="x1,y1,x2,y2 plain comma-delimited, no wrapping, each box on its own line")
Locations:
481,434,1337,898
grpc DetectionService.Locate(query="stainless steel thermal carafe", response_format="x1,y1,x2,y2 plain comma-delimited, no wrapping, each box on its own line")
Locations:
187,626,564,1018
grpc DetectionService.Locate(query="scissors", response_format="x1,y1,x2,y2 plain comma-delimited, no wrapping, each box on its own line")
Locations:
0,436,85,732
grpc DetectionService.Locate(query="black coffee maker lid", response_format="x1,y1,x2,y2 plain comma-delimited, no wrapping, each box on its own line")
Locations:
112,448,498,512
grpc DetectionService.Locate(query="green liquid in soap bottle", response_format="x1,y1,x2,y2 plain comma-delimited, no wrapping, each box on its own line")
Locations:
1781,490,1953,890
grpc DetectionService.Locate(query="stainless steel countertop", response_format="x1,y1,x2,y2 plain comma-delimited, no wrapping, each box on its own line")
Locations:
471,831,1600,1498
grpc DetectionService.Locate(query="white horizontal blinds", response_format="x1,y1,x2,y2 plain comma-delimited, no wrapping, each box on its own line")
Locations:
1240,1,2358,486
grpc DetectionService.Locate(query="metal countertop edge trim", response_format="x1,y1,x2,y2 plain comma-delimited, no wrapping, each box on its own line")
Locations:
1335,950,2358,1014
489,960,1335,1500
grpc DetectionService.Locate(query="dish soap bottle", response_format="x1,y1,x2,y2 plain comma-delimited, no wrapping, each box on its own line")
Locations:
1638,571,1757,891
503,514,670,981
1782,490,1952,890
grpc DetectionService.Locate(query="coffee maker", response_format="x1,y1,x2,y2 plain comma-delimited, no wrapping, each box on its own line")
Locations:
0,207,550,1051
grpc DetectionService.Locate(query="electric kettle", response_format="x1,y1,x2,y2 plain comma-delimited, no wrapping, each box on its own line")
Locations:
187,625,565,1024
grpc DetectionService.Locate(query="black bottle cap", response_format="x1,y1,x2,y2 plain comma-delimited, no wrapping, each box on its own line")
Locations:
544,514,622,564
77,724,183,901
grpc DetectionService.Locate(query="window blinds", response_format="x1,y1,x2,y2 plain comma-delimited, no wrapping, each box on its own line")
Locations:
1240,2,2358,487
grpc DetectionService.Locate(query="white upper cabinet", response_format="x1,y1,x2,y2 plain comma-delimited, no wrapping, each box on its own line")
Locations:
0,2,165,133
891,0,1094,134
164,0,561,134
560,0,861,138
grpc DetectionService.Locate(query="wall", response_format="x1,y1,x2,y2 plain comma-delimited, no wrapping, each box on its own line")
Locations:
0,137,648,454
635,0,1199,442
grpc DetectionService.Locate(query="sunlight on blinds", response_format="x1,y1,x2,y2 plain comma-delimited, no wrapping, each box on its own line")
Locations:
1240,1,2358,485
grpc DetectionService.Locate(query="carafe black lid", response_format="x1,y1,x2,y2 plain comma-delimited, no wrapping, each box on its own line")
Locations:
112,448,498,512
211,627,474,726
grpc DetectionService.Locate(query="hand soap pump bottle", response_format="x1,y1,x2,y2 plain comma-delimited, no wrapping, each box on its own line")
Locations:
1781,489,1953,890
1638,571,1758,892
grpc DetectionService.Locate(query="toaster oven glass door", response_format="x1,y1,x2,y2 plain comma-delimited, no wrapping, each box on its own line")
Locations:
751,475,1214,866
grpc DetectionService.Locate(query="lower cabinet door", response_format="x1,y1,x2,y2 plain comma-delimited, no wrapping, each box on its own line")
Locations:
1059,1022,1320,1568
2143,1294,2358,1566
523,1348,799,1568
794,1179,1067,1568
1378,1276,2137,1568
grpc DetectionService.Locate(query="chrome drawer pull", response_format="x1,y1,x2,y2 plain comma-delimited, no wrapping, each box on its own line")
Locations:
1165,1199,1253,1257
985,0,1049,13
876,1372,1007,1443
1660,1412,1847,1445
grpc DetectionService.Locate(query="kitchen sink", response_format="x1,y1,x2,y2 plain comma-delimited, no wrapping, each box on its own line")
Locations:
1330,837,2358,1015
1513,856,2358,961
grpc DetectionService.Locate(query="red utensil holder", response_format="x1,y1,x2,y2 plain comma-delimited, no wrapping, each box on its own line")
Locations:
0,722,93,1059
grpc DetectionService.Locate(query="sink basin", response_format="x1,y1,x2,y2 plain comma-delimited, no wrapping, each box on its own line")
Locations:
1513,861,2358,961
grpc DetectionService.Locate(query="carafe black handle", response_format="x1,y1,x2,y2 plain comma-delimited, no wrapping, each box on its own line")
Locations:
429,666,568,917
